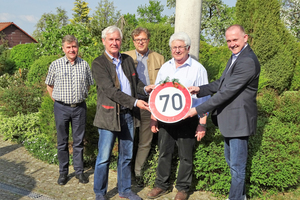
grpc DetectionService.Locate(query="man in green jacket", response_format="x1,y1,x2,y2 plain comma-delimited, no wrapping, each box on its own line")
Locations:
92,26,154,200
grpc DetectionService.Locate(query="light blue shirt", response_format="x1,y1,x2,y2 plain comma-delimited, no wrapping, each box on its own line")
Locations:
106,51,131,97
155,56,210,108
136,49,150,85
106,51,139,107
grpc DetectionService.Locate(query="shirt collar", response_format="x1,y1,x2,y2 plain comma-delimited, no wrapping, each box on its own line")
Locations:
105,50,121,62
232,43,248,58
136,49,149,58
170,55,192,68
64,56,78,64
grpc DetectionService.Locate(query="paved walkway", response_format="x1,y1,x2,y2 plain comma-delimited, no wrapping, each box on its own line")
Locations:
0,138,217,200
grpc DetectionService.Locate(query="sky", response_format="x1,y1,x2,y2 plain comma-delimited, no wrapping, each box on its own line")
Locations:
0,0,237,36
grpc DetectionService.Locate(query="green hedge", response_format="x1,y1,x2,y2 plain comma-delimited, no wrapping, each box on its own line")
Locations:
27,55,59,84
199,41,231,82
0,46,15,75
248,116,300,197
10,43,38,70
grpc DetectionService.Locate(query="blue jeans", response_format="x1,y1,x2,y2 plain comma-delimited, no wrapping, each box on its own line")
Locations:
224,137,248,200
94,113,134,196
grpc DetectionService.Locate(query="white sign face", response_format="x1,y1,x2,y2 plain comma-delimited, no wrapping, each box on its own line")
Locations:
149,82,192,123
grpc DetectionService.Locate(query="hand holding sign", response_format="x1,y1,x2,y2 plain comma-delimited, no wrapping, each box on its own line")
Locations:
149,82,192,123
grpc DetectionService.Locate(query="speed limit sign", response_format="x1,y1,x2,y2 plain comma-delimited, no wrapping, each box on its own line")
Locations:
149,82,192,123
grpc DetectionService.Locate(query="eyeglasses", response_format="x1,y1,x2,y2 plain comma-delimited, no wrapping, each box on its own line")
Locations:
171,45,188,51
133,38,148,43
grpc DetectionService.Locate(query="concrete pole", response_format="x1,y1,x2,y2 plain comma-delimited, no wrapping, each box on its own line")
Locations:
175,0,202,60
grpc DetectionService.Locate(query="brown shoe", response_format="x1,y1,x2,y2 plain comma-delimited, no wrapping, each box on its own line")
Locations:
174,191,188,200
147,187,168,199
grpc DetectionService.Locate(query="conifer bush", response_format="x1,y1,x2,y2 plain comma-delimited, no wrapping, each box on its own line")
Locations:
248,117,300,197
273,91,300,124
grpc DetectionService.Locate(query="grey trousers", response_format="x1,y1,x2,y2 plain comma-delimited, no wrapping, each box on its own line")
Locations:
54,101,86,175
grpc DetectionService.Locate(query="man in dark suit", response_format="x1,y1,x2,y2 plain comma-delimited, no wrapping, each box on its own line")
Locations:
184,24,260,200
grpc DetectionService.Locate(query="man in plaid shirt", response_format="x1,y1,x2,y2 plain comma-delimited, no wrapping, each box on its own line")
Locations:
45,35,94,186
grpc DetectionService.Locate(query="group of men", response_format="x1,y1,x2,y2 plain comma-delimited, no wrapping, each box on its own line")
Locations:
45,24,260,200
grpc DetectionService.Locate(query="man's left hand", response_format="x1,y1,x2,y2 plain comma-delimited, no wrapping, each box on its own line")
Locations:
183,107,197,119
145,84,156,93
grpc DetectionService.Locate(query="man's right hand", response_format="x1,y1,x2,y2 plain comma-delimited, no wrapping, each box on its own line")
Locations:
136,100,150,112
187,86,200,95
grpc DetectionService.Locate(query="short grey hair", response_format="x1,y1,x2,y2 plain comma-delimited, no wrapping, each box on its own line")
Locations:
62,35,78,46
102,26,123,40
169,32,191,49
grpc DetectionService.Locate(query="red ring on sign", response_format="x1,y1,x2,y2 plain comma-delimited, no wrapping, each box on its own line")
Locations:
149,82,192,123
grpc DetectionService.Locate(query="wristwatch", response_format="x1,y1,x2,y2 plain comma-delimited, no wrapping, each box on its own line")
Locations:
198,123,207,128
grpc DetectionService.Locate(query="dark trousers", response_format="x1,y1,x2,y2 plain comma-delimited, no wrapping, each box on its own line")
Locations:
54,101,86,175
155,116,198,192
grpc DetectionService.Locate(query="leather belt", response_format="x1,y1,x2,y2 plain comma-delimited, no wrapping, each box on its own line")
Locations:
120,108,130,114
56,101,84,108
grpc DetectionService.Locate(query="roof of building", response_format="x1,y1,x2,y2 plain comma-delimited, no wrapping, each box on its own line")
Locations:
0,22,37,43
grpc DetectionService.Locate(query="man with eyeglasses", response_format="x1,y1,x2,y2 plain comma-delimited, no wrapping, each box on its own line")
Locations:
124,27,164,187
147,32,210,200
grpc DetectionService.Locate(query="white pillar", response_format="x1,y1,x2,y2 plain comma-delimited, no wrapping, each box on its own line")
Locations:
175,0,202,60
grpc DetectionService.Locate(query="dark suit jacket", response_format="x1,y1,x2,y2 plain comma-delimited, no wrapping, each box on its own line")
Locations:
195,45,260,137
92,52,146,131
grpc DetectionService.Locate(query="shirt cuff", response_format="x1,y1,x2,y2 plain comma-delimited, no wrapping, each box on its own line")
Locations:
134,99,138,107
143,86,148,95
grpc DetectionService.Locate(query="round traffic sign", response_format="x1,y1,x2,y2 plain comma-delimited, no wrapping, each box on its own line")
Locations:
149,82,192,123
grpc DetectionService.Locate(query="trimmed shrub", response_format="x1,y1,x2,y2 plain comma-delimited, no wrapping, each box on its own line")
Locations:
10,43,38,70
27,55,59,84
82,84,98,166
193,120,230,194
257,88,278,117
38,94,56,142
273,91,300,124
199,41,231,82
248,117,300,197
290,59,300,91
236,0,299,93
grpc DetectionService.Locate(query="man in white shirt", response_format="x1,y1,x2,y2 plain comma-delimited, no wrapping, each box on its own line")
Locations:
147,32,210,200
